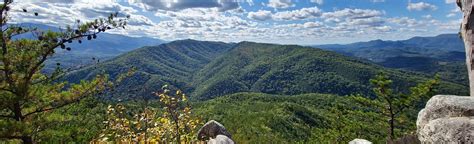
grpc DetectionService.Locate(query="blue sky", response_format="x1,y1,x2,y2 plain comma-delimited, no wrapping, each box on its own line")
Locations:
14,0,462,45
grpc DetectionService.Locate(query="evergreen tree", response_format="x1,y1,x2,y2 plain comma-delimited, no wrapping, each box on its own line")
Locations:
353,72,439,142
0,1,127,143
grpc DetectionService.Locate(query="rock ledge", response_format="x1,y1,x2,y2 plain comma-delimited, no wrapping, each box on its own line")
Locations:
417,95,474,143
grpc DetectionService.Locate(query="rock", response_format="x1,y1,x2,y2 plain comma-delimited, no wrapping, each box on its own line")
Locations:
393,134,420,144
208,135,234,144
349,139,372,144
198,120,234,144
417,95,474,143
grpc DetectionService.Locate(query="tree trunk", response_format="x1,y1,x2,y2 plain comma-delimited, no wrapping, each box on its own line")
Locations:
458,0,474,96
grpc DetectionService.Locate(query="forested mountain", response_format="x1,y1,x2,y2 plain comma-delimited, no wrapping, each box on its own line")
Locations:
316,34,464,61
16,23,165,72
314,34,468,85
64,39,235,100
65,40,468,101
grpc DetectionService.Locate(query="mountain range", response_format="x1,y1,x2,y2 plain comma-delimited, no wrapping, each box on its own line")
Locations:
16,23,165,72
314,34,468,85
64,39,468,101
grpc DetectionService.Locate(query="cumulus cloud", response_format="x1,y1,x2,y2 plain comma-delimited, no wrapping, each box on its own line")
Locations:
388,17,423,27
407,2,437,11
322,8,384,22
10,1,140,26
128,0,239,12
310,0,323,5
247,7,322,21
10,0,463,45
247,10,272,21
267,0,294,9
303,22,323,28
273,7,322,20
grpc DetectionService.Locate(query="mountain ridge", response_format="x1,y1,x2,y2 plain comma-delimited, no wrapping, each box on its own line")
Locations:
65,39,469,100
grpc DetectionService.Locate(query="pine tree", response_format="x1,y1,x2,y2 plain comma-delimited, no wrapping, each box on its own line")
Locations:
353,72,439,142
0,1,127,143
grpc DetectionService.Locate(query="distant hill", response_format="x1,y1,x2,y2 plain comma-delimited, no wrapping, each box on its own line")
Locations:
14,23,165,72
65,40,468,101
315,34,464,62
313,34,468,85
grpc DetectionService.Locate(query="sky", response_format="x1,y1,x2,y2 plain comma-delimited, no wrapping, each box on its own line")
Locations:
11,0,462,45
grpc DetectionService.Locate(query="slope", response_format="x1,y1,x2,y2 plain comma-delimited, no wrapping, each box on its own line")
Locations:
65,39,234,100
65,40,468,101
191,42,468,100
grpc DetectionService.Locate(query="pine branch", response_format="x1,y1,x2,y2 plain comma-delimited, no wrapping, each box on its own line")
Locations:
22,81,99,118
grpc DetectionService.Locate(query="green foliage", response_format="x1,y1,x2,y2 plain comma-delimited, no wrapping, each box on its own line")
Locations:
193,92,387,143
65,40,468,101
34,97,107,142
352,72,439,141
63,40,235,101
94,86,202,143
0,2,127,143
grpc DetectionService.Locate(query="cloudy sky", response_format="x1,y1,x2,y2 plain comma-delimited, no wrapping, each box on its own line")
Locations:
11,0,461,45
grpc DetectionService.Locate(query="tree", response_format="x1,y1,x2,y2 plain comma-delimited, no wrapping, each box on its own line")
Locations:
353,72,439,142
457,0,474,95
0,1,128,143
94,86,202,143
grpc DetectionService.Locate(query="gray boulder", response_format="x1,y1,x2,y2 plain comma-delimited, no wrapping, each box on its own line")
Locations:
349,139,372,144
208,135,235,144
417,95,474,143
198,120,234,144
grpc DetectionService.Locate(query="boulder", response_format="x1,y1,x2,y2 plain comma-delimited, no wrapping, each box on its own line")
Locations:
417,95,474,143
198,120,234,144
349,139,372,144
393,134,420,144
208,135,235,144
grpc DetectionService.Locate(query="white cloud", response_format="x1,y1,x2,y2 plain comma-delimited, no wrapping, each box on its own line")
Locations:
388,17,421,27
310,0,323,5
422,15,432,19
128,0,239,12
10,1,140,26
322,8,384,22
303,21,323,28
267,0,294,9
10,0,463,44
407,2,437,11
447,7,461,18
273,7,322,20
446,13,456,17
247,10,272,21
445,0,456,4
246,0,254,6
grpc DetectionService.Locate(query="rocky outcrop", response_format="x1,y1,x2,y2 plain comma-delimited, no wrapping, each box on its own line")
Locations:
417,95,474,143
393,134,420,144
207,135,235,144
198,120,234,144
349,139,372,144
